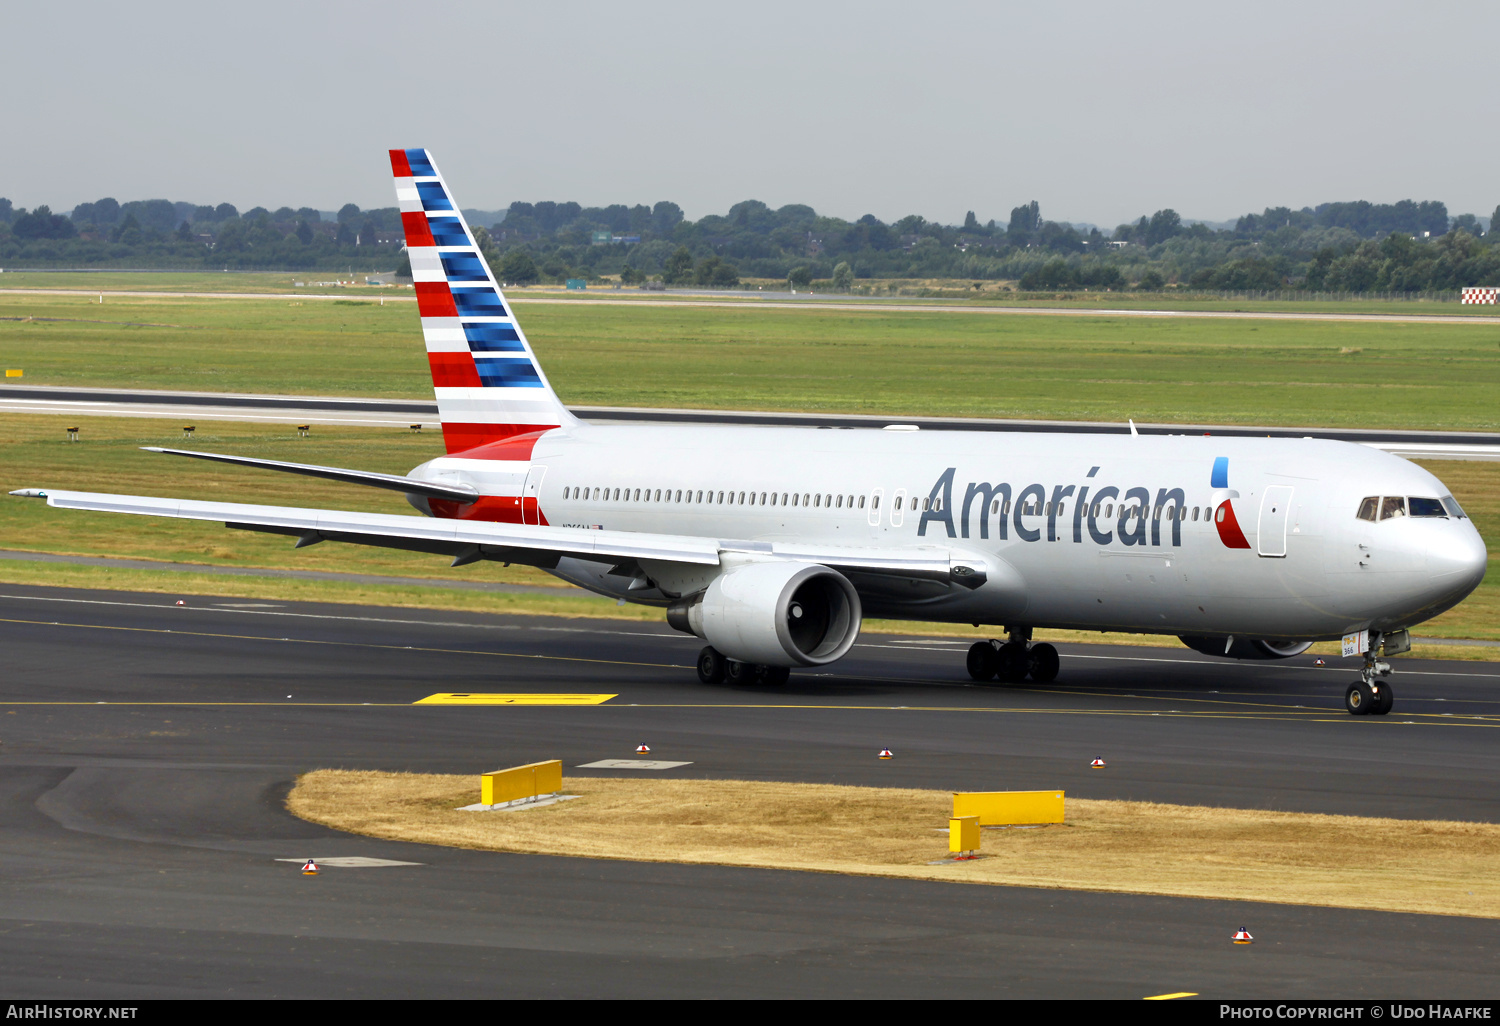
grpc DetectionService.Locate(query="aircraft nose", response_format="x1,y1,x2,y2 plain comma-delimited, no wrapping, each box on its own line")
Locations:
1428,526,1489,597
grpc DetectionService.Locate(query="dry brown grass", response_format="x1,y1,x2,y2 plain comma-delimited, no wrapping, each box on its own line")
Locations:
291,771,1500,919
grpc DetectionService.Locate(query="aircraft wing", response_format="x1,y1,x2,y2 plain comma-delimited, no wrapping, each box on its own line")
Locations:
11,490,976,584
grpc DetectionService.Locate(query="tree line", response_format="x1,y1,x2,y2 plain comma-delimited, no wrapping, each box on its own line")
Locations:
2,189,1498,291
0,197,406,270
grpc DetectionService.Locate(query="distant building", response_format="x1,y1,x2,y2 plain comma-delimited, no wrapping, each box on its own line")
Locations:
565,278,587,290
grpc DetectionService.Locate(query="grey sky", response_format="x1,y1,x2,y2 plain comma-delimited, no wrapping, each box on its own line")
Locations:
5,0,1496,227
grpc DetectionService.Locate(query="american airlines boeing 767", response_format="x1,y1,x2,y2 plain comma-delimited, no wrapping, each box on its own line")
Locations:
13,149,1487,715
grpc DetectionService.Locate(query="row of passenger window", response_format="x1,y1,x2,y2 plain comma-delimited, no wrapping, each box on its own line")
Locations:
1357,495,1466,522
560,486,947,511
560,485,1230,524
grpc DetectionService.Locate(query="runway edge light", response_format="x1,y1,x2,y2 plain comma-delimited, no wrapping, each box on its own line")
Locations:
1232,927,1253,945
635,744,650,754
1090,758,1106,768
301,859,319,876
878,748,893,760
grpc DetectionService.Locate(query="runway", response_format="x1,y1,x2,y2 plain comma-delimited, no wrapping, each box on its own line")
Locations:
4,384,1499,459
2,583,1498,997
7,284,1500,326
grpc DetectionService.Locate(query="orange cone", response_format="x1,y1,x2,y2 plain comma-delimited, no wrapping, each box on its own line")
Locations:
878,749,893,760
1090,758,1106,768
301,859,319,876
635,744,651,755
1232,927,1253,944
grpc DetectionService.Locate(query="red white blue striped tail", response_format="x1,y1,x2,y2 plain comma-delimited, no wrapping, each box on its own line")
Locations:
391,148,575,454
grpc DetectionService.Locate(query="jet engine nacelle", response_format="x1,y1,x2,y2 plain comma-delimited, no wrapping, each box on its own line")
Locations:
1178,635,1314,660
667,561,862,667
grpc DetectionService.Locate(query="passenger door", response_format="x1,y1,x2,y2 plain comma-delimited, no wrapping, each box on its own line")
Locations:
1258,485,1293,557
522,465,546,526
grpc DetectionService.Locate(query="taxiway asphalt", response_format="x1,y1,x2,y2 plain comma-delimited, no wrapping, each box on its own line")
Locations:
1,584,1497,998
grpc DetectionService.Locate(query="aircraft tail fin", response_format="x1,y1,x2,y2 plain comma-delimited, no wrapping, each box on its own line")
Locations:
391,148,576,454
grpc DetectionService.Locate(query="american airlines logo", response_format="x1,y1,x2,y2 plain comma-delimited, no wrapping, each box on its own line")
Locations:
918,467,1196,548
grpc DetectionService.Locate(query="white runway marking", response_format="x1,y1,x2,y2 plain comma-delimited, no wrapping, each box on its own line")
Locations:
576,759,693,770
0,592,682,639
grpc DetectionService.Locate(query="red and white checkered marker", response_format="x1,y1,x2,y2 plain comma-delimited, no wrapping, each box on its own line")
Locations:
635,744,650,755
1232,927,1253,944
1090,758,1106,768
878,749,893,760
300,859,319,875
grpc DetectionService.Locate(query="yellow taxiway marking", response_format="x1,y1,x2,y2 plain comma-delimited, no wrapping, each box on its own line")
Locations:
0,699,1496,725
1143,992,1198,1000
414,693,617,706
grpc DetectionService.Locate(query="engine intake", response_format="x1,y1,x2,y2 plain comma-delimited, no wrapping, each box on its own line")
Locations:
667,562,862,667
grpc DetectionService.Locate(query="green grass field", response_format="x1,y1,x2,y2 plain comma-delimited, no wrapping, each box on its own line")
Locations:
2,292,1499,429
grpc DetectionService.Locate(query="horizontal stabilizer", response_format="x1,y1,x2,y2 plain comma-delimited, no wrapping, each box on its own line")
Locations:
140,447,479,504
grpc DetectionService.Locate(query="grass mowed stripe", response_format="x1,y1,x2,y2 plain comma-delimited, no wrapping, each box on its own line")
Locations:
290,771,1500,919
3,293,1499,429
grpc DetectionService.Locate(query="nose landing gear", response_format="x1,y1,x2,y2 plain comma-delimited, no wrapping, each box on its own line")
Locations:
967,628,1059,684
1345,651,1395,716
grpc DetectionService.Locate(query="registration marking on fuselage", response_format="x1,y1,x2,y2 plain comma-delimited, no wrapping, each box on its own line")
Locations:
414,693,618,705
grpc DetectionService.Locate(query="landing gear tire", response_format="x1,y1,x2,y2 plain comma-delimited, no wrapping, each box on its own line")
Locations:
967,641,1000,681
1345,681,1374,715
697,646,726,685
760,666,791,687
1370,680,1394,716
724,660,757,685
995,642,1029,683
1028,643,1060,683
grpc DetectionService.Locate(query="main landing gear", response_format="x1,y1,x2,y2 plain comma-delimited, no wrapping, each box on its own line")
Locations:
697,646,791,687
966,629,1059,684
1345,650,1395,716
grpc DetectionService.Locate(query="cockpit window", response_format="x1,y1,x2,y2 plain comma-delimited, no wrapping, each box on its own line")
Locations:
1379,496,1406,520
1409,497,1446,518
1441,495,1468,519
1357,497,1378,522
